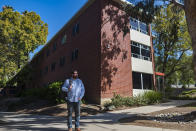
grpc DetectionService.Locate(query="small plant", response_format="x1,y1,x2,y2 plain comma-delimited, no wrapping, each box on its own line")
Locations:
105,91,163,108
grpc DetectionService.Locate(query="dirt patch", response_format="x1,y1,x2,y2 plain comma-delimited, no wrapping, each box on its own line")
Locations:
0,97,104,117
119,102,196,131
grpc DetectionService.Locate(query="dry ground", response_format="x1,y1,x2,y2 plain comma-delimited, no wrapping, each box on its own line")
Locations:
119,102,196,131
0,97,104,117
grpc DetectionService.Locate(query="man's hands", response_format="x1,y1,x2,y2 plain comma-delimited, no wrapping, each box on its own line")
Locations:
68,85,72,91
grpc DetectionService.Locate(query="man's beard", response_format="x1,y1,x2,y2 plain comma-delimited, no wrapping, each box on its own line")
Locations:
73,75,78,79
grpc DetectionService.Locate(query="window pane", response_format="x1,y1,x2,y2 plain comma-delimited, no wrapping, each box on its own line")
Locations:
143,73,153,90
76,24,79,34
141,49,150,57
132,72,142,89
51,63,56,71
130,18,139,31
61,34,67,44
59,56,65,67
75,49,78,59
53,43,57,52
140,22,148,34
131,46,140,54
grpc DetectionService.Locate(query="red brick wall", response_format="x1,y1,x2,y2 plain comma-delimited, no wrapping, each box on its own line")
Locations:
30,0,102,103
100,0,133,99
27,0,133,104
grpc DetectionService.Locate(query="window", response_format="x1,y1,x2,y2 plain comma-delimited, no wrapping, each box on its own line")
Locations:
72,23,80,36
141,49,151,61
51,62,56,72
44,66,48,75
130,18,139,31
143,73,153,90
140,21,148,34
131,41,151,61
59,56,65,67
46,49,50,57
52,43,57,52
132,72,141,89
132,72,153,90
75,49,78,59
130,17,149,35
71,49,79,62
76,23,79,33
61,34,67,44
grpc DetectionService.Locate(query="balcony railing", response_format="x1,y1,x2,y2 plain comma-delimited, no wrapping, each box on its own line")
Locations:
130,18,149,35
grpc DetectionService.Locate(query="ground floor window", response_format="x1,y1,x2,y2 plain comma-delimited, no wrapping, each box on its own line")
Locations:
132,72,153,90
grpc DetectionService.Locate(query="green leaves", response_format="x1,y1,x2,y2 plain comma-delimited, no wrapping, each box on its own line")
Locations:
0,6,48,85
153,5,193,86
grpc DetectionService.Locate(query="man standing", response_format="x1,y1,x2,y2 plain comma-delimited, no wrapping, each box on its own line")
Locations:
62,70,85,131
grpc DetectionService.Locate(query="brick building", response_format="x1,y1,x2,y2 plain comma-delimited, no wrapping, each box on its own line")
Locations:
21,0,156,104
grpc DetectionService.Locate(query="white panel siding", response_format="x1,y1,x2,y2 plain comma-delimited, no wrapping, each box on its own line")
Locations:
133,89,152,97
130,29,151,46
132,57,153,74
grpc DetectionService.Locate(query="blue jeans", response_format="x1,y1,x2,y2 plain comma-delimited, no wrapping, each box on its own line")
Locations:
67,101,81,128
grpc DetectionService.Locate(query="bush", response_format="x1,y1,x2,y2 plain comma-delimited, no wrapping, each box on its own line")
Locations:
171,89,196,100
106,91,163,108
46,81,65,104
142,91,162,104
19,81,64,104
181,90,196,95
165,87,174,98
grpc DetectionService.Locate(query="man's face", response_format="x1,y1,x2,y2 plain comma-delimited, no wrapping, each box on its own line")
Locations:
72,71,78,79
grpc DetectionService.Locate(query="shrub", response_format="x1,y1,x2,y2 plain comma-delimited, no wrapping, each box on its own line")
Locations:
19,81,64,104
171,89,196,100
107,91,163,108
143,91,162,104
181,90,196,95
110,94,125,107
165,87,174,98
46,81,64,104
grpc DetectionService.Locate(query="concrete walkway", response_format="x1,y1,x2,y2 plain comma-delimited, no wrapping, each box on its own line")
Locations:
0,100,195,131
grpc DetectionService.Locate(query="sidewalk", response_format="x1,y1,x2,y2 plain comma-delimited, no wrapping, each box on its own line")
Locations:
0,100,195,131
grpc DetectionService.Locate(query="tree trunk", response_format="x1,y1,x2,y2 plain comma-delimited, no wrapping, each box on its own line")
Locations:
184,0,196,80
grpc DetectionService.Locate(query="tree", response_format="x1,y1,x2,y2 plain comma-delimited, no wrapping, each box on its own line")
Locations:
178,54,194,87
153,5,192,86
123,0,196,79
0,6,48,84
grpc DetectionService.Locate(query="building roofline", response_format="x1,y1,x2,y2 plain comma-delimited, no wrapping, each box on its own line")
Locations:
30,0,131,62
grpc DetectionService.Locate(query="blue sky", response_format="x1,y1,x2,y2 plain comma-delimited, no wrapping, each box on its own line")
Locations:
0,0,88,59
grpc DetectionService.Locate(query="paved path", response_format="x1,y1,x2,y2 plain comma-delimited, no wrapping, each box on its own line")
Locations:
0,100,195,131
